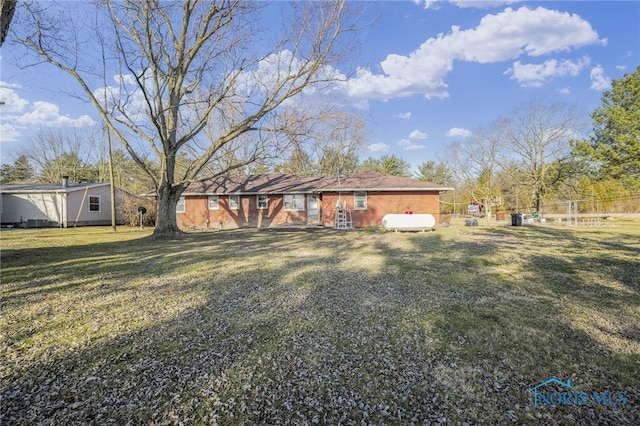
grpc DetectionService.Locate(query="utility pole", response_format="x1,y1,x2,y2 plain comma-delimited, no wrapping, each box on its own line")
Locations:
106,127,117,231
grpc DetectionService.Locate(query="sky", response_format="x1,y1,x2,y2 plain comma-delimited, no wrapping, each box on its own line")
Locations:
1,0,639,173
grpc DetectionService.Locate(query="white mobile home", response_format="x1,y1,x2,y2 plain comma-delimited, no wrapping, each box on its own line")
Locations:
0,177,121,228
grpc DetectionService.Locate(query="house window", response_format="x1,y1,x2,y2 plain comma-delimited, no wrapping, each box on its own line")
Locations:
284,194,305,211
208,195,219,210
228,195,240,210
354,192,367,210
88,196,101,212
176,197,185,213
257,194,268,209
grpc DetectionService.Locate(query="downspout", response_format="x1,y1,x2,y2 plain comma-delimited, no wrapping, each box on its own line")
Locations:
64,193,68,228
59,192,65,228
337,173,342,208
61,176,69,228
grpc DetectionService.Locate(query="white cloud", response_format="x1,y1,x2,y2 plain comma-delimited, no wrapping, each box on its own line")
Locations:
414,0,440,9
590,65,611,91
415,0,521,9
506,56,591,87
346,6,604,101
94,69,160,119
399,138,426,150
0,83,29,113
16,102,96,128
398,112,412,120
114,74,137,85
369,142,390,152
0,81,21,89
239,49,347,100
616,65,627,71
446,127,472,138
240,50,301,92
451,1,522,9
409,129,428,139
0,123,21,142
558,87,571,95
0,83,97,143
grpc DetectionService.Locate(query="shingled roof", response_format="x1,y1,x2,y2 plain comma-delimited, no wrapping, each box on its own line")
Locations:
0,182,110,193
319,172,454,191
181,172,453,195
183,174,330,195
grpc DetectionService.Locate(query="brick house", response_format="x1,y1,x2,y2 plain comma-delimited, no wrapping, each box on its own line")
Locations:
172,172,453,230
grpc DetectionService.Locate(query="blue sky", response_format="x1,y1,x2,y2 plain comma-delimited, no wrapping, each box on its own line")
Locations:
1,0,639,172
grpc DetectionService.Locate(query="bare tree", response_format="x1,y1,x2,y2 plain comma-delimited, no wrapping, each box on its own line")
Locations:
94,148,155,194
312,108,366,177
500,99,588,213
21,128,100,184
277,106,366,177
15,0,360,236
450,123,504,223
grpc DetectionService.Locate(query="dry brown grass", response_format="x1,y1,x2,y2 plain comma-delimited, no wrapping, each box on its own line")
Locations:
1,220,639,424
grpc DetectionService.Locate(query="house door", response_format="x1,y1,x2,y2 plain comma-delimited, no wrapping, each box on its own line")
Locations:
307,194,320,223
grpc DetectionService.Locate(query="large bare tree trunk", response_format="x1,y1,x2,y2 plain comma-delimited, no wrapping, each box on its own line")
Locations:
155,184,184,237
0,0,16,46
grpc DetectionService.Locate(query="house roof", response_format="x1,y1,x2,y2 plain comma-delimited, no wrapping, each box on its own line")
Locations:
181,172,454,195
319,172,455,191
183,174,329,195
0,182,111,194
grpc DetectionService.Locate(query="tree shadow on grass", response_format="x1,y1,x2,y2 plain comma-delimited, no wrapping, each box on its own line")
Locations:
369,226,639,423
1,227,639,424
1,229,335,304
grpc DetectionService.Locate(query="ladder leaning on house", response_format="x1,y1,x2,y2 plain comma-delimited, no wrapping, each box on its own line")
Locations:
335,207,353,229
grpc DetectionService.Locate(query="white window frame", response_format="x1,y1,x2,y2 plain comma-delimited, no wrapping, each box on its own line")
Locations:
208,195,219,210
284,194,305,211
176,196,185,213
354,191,367,210
228,195,240,210
257,194,268,210
88,195,101,212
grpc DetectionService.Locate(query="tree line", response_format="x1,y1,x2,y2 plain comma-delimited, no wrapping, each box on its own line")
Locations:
3,66,639,220
436,67,639,217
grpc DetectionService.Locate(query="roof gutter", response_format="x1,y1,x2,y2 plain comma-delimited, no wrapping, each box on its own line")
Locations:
320,187,456,192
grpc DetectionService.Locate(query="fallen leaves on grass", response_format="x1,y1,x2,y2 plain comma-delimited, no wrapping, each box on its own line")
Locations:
1,225,639,424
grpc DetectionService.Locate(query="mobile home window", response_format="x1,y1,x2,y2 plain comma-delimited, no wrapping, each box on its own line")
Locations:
257,194,268,209
228,195,240,210
208,195,219,210
284,194,304,211
354,192,367,210
176,197,185,213
88,196,101,212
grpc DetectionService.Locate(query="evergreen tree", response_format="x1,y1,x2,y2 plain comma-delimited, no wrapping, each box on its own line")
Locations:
415,160,453,184
573,66,640,188
0,155,34,183
360,155,411,177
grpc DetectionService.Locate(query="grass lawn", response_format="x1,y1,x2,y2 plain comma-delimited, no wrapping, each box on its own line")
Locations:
1,220,639,425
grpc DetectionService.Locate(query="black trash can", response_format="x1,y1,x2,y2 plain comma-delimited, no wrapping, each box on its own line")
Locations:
511,213,523,226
